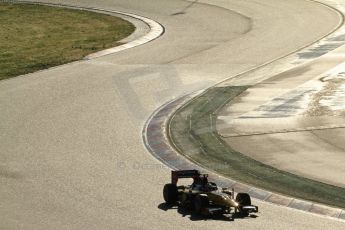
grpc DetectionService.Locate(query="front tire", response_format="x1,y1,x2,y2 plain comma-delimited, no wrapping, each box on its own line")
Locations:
163,184,178,204
236,193,251,217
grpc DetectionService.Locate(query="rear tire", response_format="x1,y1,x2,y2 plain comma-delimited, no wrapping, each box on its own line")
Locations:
163,184,178,204
194,194,209,215
235,193,251,217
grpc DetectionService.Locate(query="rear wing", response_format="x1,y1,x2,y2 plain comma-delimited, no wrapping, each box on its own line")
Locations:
171,170,206,184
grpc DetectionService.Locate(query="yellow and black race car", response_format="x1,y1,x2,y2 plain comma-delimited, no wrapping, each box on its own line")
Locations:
163,170,258,220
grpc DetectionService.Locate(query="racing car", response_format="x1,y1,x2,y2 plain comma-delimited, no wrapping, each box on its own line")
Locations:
163,170,258,219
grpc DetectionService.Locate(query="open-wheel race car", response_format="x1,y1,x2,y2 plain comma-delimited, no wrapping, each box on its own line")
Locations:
163,170,258,220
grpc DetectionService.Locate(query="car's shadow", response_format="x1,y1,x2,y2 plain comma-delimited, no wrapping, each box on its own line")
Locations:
158,203,258,222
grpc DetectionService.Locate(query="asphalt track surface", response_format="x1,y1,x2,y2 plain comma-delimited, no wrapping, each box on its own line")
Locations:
1,0,345,229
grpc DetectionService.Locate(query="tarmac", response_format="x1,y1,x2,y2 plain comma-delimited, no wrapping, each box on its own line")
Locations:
1,0,345,229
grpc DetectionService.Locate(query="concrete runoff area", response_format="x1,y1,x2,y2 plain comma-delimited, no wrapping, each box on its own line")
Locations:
1,0,345,229
218,44,345,189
